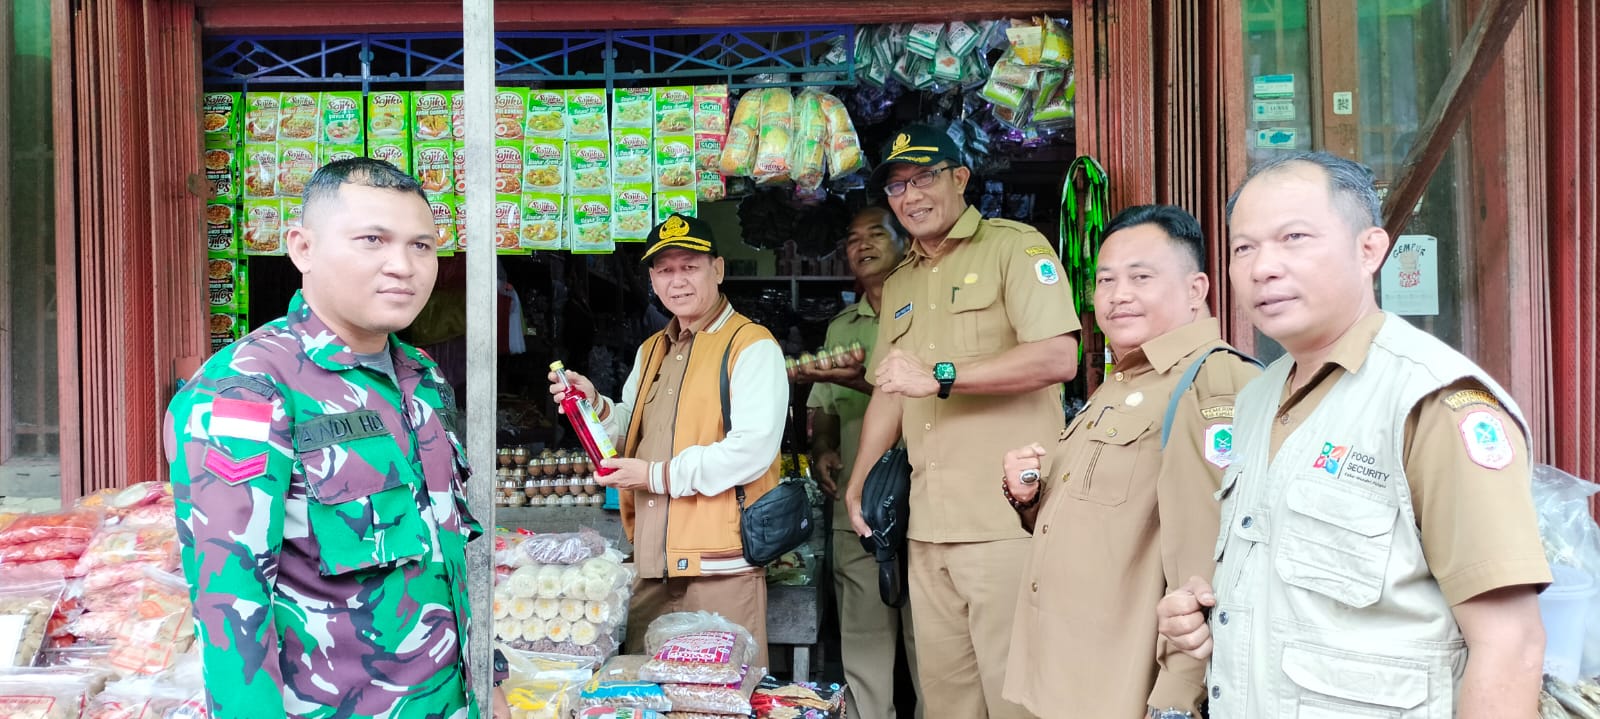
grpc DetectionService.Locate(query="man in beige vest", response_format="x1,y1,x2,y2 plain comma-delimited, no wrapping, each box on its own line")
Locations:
1156,152,1550,718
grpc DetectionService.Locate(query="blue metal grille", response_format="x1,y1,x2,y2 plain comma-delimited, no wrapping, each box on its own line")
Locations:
203,27,854,90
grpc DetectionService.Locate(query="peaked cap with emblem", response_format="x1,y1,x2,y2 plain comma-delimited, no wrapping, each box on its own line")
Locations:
641,212,718,265
869,123,966,193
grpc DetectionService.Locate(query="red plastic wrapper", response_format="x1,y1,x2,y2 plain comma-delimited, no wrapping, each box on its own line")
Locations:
0,536,91,563
0,508,101,547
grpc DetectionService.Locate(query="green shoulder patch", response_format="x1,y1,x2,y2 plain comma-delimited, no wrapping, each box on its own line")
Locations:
1442,389,1500,411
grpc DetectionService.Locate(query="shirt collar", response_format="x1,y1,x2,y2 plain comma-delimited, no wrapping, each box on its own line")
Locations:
664,295,731,345
1312,311,1387,375
287,290,434,373
1114,318,1224,376
901,206,982,266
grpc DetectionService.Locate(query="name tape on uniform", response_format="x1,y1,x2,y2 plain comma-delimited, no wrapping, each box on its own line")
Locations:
1442,389,1499,411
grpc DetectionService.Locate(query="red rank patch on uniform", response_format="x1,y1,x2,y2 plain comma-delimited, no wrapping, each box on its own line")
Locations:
202,446,269,485
209,397,273,441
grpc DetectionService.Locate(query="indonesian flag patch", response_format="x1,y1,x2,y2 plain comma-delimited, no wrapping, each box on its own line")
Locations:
208,397,273,441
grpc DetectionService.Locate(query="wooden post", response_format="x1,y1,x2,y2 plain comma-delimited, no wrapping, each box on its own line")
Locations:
462,0,497,714
1379,0,1528,238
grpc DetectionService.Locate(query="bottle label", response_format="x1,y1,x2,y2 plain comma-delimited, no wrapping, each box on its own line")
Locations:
575,398,618,458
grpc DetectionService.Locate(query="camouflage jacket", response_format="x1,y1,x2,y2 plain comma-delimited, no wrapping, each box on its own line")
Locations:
165,291,484,719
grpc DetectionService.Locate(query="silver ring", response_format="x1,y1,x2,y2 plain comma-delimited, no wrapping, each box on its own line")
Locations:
1019,469,1041,485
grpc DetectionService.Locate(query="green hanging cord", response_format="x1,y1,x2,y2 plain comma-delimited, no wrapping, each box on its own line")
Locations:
1058,155,1109,359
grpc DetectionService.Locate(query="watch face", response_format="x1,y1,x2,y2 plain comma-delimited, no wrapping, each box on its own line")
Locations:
934,362,955,381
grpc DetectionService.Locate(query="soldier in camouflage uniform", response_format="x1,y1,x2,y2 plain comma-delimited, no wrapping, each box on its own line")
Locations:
166,158,500,719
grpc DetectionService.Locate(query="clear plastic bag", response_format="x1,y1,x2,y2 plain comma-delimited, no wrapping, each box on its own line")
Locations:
753,88,794,184
107,570,193,676
514,529,608,566
0,578,67,668
659,667,760,715
0,509,102,548
578,655,672,712
640,612,759,686
578,708,665,719
719,90,763,177
0,667,106,719
73,525,179,580
76,482,173,523
502,675,582,719
1532,463,1600,677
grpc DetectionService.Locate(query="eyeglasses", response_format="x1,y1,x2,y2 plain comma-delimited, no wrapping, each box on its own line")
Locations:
883,165,952,198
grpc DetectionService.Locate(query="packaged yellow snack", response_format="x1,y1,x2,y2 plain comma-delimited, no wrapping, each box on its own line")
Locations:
654,135,695,193
244,92,280,143
241,144,279,199
612,184,652,242
527,89,567,138
276,141,318,198
754,88,795,183
720,89,763,176
693,85,730,135
521,193,565,251
819,91,864,176
241,199,283,255
493,194,522,253
413,140,454,196
653,86,694,136
413,90,452,141
367,137,412,174
204,201,238,255
203,92,242,144
569,195,615,254
429,195,458,251
321,91,363,146
278,91,320,141
523,137,566,193
1039,16,1072,67
791,89,827,190
612,88,654,129
367,90,409,139
494,139,524,194
1006,24,1044,65
495,87,529,140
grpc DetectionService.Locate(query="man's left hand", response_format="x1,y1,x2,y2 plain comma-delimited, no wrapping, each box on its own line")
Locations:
598,457,652,492
875,349,939,398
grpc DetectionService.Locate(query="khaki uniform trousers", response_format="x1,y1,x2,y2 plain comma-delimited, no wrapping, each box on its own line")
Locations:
909,538,1033,719
834,529,922,719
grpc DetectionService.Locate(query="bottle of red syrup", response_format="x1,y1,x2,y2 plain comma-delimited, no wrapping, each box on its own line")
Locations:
549,360,619,477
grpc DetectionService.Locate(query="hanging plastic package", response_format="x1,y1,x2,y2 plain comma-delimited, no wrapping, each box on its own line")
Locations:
719,90,762,177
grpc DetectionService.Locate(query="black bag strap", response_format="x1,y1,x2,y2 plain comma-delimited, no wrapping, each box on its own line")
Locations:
1159,346,1264,449
716,320,753,509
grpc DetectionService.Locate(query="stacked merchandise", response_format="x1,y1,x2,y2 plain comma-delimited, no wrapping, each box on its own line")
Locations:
492,529,634,659
201,92,252,352
978,17,1074,131
576,612,768,719
852,21,995,92
718,87,863,197
496,648,599,719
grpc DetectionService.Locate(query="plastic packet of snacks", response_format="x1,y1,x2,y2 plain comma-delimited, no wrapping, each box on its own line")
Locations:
520,193,565,251
367,90,409,139
429,195,458,252
652,86,694,136
568,89,610,140
692,85,729,135
612,88,654,130
568,195,615,255
320,90,363,146
244,91,280,143
412,89,452,142
653,136,696,194
277,91,320,142
527,89,568,138
202,91,242,144
523,137,566,194
613,184,654,242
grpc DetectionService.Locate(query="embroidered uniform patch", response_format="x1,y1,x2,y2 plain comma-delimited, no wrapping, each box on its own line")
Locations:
1204,424,1234,468
1459,410,1514,469
1024,245,1053,257
1313,443,1349,475
208,397,273,441
1443,389,1500,411
1034,258,1061,285
1201,405,1235,420
202,446,269,485
894,303,913,320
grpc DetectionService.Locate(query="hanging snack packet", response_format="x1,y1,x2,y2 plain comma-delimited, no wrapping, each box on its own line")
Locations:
244,92,280,143
367,89,409,139
1006,23,1045,65
429,195,458,251
205,201,238,255
203,92,242,144
753,88,794,184
278,91,320,142
569,139,612,194
613,88,655,129
367,136,411,174
653,86,694,136
1040,16,1072,67
613,127,654,185
790,89,827,190
906,22,943,59
694,134,724,173
654,135,696,193
981,75,1029,112
242,143,278,199
207,257,248,312
494,139,524,194
613,184,653,242
241,199,283,255
494,87,529,140
451,91,467,141
990,48,1042,89
945,21,983,55
523,137,566,193
569,195,615,255
719,89,762,176
203,143,240,202
318,144,361,168
413,140,454,196
527,89,568,138
210,312,244,353
493,195,523,253
413,89,452,142
654,190,696,223
1034,72,1076,125
819,92,863,176
276,141,317,198
320,90,362,146
568,89,609,140
521,193,564,251
693,85,729,135
934,42,964,82
452,140,469,195
453,197,470,249
697,171,726,203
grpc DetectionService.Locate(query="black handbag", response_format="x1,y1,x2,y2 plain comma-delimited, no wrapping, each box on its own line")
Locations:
858,446,912,608
719,325,813,567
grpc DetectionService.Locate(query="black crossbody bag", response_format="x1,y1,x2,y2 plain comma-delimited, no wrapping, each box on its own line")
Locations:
857,447,912,607
718,326,813,567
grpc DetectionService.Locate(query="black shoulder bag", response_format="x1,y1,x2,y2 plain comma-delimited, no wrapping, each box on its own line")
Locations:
857,446,913,607
719,325,813,567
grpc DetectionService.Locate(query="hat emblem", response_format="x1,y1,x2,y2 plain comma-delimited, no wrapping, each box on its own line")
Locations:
660,215,689,239
891,133,912,154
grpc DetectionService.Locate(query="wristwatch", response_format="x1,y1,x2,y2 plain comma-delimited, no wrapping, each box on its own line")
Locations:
933,362,956,399
1148,709,1193,719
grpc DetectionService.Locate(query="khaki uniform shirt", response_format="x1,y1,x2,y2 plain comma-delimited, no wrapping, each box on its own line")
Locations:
874,207,1082,543
1269,313,1549,604
1004,319,1259,718
806,300,879,528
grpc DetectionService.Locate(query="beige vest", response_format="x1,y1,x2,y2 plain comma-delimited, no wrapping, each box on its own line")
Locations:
1208,313,1528,718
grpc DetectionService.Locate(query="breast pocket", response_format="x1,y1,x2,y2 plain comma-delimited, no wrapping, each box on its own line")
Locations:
949,281,999,357
1275,477,1399,608
299,435,432,576
1067,408,1152,507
